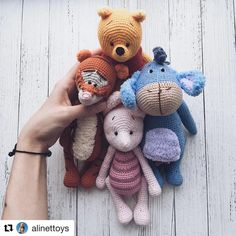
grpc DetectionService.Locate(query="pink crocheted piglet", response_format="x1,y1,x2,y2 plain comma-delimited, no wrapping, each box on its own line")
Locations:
96,91,161,225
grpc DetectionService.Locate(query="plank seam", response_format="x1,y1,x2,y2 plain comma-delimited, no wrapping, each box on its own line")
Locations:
233,0,236,51
200,0,210,236
17,0,24,137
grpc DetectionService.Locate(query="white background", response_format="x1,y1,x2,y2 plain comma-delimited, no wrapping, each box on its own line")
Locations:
0,0,236,236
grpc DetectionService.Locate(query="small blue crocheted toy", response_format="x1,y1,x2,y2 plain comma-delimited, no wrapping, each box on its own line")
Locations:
120,47,205,187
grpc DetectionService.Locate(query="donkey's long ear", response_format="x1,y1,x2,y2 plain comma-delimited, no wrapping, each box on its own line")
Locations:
177,70,206,96
120,71,141,109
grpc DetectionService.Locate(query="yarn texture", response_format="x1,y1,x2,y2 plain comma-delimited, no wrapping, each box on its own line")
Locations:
96,91,161,225
120,47,205,187
77,7,150,90
59,55,117,189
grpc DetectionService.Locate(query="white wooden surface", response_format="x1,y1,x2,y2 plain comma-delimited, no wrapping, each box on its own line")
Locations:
0,0,236,235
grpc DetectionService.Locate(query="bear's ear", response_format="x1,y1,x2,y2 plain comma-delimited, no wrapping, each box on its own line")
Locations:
132,10,146,22
120,71,141,109
177,70,206,96
97,6,113,19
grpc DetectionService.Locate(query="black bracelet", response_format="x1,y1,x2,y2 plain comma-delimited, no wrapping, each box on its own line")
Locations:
8,144,52,157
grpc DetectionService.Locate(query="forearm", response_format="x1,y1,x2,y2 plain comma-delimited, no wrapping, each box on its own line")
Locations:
2,144,48,220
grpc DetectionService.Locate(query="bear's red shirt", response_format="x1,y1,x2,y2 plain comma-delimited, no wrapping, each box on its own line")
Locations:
101,47,147,90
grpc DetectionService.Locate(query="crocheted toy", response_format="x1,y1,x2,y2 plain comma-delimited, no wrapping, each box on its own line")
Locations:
120,47,206,187
78,7,151,90
96,91,161,225
59,55,129,188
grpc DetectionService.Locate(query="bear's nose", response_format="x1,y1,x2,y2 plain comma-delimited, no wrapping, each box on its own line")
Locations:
116,47,125,56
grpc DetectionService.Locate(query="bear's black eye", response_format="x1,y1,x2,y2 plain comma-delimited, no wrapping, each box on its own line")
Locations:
88,80,92,84
161,68,165,72
94,84,97,87
149,69,153,73
110,42,114,47
126,43,130,48
130,131,133,135
114,131,118,136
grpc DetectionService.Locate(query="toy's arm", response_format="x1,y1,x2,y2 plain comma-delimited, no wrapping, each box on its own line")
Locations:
134,147,161,196
96,145,116,189
177,100,197,135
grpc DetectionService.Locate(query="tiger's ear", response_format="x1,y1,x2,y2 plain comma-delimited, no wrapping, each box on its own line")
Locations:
97,6,113,19
76,49,92,62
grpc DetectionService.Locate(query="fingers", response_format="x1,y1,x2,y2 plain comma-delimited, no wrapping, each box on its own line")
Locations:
67,101,107,120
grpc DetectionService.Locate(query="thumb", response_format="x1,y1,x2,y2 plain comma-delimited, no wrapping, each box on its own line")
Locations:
67,101,107,120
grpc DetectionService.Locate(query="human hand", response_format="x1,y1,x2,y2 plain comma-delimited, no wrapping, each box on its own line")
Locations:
17,64,106,152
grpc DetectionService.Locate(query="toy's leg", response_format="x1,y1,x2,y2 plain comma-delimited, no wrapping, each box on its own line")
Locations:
80,159,103,188
149,160,165,188
60,127,80,188
165,158,183,186
133,177,150,226
105,177,133,224
63,148,80,188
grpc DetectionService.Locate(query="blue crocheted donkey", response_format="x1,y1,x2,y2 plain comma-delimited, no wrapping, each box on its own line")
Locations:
120,47,205,187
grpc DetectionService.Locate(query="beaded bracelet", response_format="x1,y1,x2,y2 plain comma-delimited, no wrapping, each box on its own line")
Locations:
8,144,52,157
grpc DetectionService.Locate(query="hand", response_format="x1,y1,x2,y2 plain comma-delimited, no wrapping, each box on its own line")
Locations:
17,64,106,152
96,176,106,189
148,181,162,196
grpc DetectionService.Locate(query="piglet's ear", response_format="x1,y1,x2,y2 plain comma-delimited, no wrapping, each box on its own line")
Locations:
132,107,145,119
177,70,206,96
97,6,113,19
132,10,146,22
120,71,140,109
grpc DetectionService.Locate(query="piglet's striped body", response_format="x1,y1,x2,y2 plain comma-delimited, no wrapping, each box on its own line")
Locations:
96,92,161,226
110,151,142,196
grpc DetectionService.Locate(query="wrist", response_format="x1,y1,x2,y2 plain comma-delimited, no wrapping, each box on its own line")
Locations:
17,135,47,153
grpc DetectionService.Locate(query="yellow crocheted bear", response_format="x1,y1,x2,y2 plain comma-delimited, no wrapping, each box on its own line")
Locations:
78,7,150,87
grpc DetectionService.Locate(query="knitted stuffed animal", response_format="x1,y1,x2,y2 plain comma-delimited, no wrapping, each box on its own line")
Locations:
78,7,151,90
96,91,161,225
120,47,206,187
59,55,129,188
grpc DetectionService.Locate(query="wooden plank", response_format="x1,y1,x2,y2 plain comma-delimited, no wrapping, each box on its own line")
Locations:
140,1,176,236
75,1,110,236
18,0,49,129
106,1,175,236
0,0,23,214
47,0,79,221
202,0,236,235
168,0,208,236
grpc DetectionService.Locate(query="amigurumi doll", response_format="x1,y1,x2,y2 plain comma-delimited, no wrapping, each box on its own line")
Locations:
96,91,161,225
78,6,151,89
120,47,206,187
59,55,129,188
